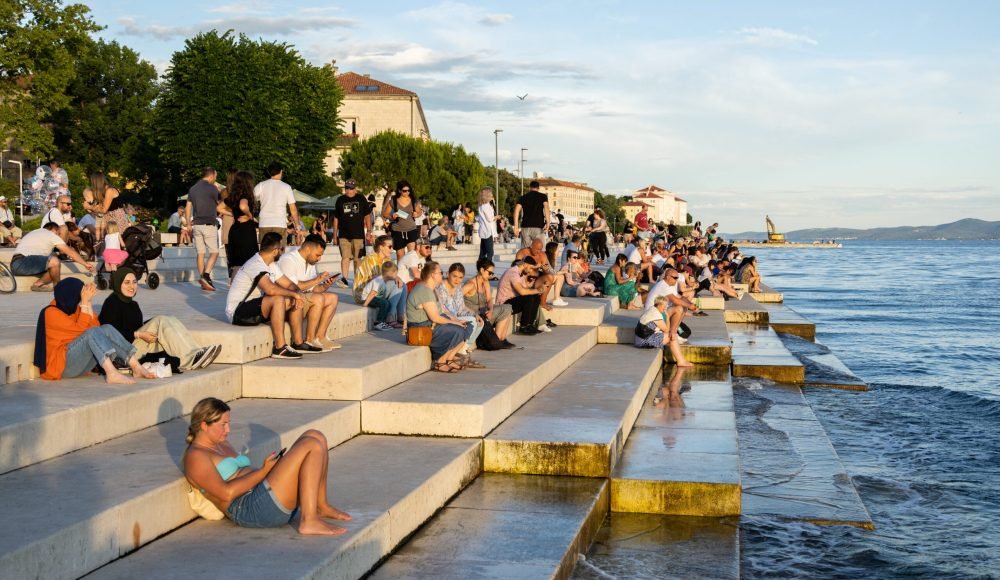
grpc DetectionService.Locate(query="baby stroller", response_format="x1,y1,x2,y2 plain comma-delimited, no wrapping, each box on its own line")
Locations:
96,223,164,290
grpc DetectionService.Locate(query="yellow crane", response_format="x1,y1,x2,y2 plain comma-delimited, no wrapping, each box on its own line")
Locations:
765,215,785,242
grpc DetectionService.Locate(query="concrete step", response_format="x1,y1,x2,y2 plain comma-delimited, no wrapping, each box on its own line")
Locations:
723,293,769,323
242,331,430,400
484,345,660,477
750,283,784,303
597,309,733,365
0,365,241,475
574,513,740,580
363,326,598,437
0,332,36,384
729,323,805,383
0,398,359,580
695,295,725,310
89,435,482,580
370,473,608,579
611,366,741,517
735,381,873,528
777,333,868,391
543,295,618,327
763,302,816,340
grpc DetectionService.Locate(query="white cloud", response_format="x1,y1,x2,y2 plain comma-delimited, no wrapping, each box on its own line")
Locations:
480,13,513,26
119,14,353,40
208,2,271,14
737,27,818,47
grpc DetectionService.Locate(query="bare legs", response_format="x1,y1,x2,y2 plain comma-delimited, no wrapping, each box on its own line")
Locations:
666,305,692,367
101,355,156,384
305,293,338,343
266,430,351,536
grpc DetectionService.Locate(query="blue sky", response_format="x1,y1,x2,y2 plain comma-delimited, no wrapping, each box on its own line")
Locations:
83,0,1000,231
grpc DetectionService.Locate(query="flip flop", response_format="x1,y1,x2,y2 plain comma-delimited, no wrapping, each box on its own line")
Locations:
31,285,52,292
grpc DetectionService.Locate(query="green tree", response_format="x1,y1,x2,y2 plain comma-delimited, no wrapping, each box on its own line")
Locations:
53,39,159,176
0,0,100,156
154,31,342,200
340,131,485,211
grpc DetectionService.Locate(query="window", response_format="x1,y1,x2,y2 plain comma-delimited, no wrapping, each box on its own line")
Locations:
354,84,380,92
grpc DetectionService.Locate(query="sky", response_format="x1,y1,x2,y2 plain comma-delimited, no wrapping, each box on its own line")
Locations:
81,0,1000,231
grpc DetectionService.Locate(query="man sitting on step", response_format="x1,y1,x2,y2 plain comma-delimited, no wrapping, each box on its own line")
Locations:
277,234,342,352
514,237,568,308
10,222,94,292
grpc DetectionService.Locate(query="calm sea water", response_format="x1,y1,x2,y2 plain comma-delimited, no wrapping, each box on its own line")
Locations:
742,241,1000,579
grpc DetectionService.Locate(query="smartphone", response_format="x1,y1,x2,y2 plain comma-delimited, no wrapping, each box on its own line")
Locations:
274,447,287,459
322,273,342,287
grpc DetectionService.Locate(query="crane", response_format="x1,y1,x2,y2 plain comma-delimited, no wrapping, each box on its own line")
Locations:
765,215,785,243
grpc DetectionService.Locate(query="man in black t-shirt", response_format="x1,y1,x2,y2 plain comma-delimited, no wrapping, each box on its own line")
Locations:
513,180,549,248
333,179,372,286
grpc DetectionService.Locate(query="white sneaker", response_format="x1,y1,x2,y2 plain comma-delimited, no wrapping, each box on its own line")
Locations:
334,277,349,289
307,339,334,353
540,324,553,333
676,336,688,344
552,299,569,306
374,322,392,331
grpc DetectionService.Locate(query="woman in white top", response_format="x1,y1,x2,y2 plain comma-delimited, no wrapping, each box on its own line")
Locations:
476,187,499,262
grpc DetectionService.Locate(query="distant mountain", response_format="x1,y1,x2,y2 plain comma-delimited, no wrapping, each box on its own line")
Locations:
724,218,1000,241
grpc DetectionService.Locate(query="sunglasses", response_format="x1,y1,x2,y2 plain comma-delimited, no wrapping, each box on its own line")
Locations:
401,189,411,193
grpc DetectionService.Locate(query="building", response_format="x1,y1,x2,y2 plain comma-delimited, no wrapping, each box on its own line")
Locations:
531,173,595,224
325,68,431,176
621,201,649,224
633,185,688,225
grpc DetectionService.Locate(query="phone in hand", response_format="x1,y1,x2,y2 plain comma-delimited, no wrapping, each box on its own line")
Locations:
274,447,287,459
322,273,342,287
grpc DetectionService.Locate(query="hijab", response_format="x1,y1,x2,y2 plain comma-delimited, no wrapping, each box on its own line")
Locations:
33,278,85,374
111,267,136,303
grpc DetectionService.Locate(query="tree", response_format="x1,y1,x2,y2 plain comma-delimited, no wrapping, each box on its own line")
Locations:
154,31,342,199
0,0,100,156
340,131,485,211
53,39,159,176
594,191,626,233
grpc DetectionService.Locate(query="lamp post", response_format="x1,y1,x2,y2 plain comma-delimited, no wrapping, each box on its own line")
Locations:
0,149,8,180
8,160,22,225
520,148,528,197
493,129,502,212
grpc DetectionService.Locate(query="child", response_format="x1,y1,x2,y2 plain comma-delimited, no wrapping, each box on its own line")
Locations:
361,261,406,330
102,221,129,272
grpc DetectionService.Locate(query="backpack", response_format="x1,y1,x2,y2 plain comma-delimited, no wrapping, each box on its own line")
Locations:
587,271,605,288
476,319,506,351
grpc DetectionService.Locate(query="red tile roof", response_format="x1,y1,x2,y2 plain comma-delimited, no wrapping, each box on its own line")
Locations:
635,185,667,194
634,192,663,199
336,72,417,96
674,197,687,202
535,178,596,192
622,201,649,208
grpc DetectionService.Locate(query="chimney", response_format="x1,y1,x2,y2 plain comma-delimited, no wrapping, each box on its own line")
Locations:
533,171,544,178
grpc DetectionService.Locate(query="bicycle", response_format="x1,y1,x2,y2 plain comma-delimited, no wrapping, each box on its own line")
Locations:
0,260,16,294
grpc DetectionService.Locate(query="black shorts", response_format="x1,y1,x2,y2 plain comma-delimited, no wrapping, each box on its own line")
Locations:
233,298,268,326
391,228,418,251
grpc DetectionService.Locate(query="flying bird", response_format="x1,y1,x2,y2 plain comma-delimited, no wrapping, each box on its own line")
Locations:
517,94,528,100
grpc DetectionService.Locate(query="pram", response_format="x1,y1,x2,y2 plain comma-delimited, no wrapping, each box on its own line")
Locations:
95,223,164,290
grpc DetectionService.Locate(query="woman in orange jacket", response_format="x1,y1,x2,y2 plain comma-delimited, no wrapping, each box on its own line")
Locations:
33,278,155,384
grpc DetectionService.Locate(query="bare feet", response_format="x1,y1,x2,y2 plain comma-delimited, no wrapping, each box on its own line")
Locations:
540,303,553,311
132,364,157,379
297,517,347,536
106,371,136,385
319,504,352,521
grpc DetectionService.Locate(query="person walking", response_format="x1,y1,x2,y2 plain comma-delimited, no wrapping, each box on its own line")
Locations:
512,180,549,248
186,167,221,291
255,162,302,248
332,178,371,288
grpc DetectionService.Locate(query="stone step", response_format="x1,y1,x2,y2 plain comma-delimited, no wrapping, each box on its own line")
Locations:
723,293,769,323
735,381,873,528
0,365,241,475
694,295,725,310
729,323,805,383
574,513,740,580
750,282,784,303
242,330,430,400
597,310,732,365
370,473,608,580
0,398,359,580
777,333,868,391
0,333,36,384
484,345,661,477
363,326,598,437
611,366,741,517
89,435,482,580
542,295,618,327
763,302,816,340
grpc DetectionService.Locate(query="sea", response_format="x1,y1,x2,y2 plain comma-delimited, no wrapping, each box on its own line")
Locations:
741,240,1000,579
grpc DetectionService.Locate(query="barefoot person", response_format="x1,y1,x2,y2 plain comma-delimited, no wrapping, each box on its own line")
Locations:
33,278,157,384
635,294,693,367
183,398,351,535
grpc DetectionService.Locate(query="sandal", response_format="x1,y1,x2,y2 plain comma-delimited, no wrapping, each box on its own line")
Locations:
433,361,458,373
463,359,486,369
447,360,465,371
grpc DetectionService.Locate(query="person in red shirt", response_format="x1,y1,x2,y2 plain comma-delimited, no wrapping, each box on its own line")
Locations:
634,206,652,235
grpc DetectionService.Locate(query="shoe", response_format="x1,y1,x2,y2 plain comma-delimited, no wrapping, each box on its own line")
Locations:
374,322,393,331
736,291,745,300
198,344,223,368
388,321,405,329
321,338,343,350
292,342,323,354
552,299,569,306
307,339,334,353
539,324,552,333
545,319,558,328
517,326,541,336
676,336,688,344
199,274,216,292
271,345,302,359
184,347,211,370
501,340,517,349
334,277,349,289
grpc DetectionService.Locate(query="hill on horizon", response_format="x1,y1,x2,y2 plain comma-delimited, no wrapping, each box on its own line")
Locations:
723,218,1000,241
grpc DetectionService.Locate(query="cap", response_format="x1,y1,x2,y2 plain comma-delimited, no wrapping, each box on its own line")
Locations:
344,178,357,188
417,237,431,246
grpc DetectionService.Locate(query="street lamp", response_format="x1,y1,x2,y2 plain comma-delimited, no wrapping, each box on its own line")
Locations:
493,129,502,212
520,148,528,197
8,160,22,225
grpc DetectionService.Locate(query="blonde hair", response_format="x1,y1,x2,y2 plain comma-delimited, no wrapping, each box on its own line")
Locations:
653,295,669,308
106,221,120,235
186,398,231,444
478,187,494,206
381,261,397,275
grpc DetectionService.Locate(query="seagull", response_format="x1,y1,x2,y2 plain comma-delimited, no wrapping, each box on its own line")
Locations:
517,94,528,100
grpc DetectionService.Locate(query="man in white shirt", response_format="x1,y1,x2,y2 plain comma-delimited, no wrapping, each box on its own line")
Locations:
254,162,301,248
277,234,341,352
397,239,433,285
10,222,94,291
0,197,21,245
225,232,308,359
41,195,73,242
644,268,698,343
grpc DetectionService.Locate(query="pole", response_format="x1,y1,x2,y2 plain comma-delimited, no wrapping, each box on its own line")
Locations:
493,129,502,212
520,148,528,197
8,161,22,225
0,149,7,180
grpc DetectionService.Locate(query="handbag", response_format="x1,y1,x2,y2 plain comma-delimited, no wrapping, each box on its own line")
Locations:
476,319,506,351
232,272,268,326
186,484,225,520
634,321,655,340
406,325,433,346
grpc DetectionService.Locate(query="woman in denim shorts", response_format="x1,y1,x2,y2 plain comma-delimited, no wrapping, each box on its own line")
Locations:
183,398,352,535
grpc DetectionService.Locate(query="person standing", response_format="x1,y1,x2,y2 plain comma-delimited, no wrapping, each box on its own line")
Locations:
512,180,549,248
476,187,498,262
381,180,421,259
255,162,302,248
186,167,221,291
332,178,371,288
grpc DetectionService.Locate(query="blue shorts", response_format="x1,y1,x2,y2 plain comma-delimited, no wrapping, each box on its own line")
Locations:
560,283,578,297
10,255,50,276
226,479,297,528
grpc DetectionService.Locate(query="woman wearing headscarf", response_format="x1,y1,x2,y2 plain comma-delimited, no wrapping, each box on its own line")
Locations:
35,278,155,384
99,267,222,371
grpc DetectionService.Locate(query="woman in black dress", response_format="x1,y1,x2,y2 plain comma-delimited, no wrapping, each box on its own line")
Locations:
224,171,259,279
